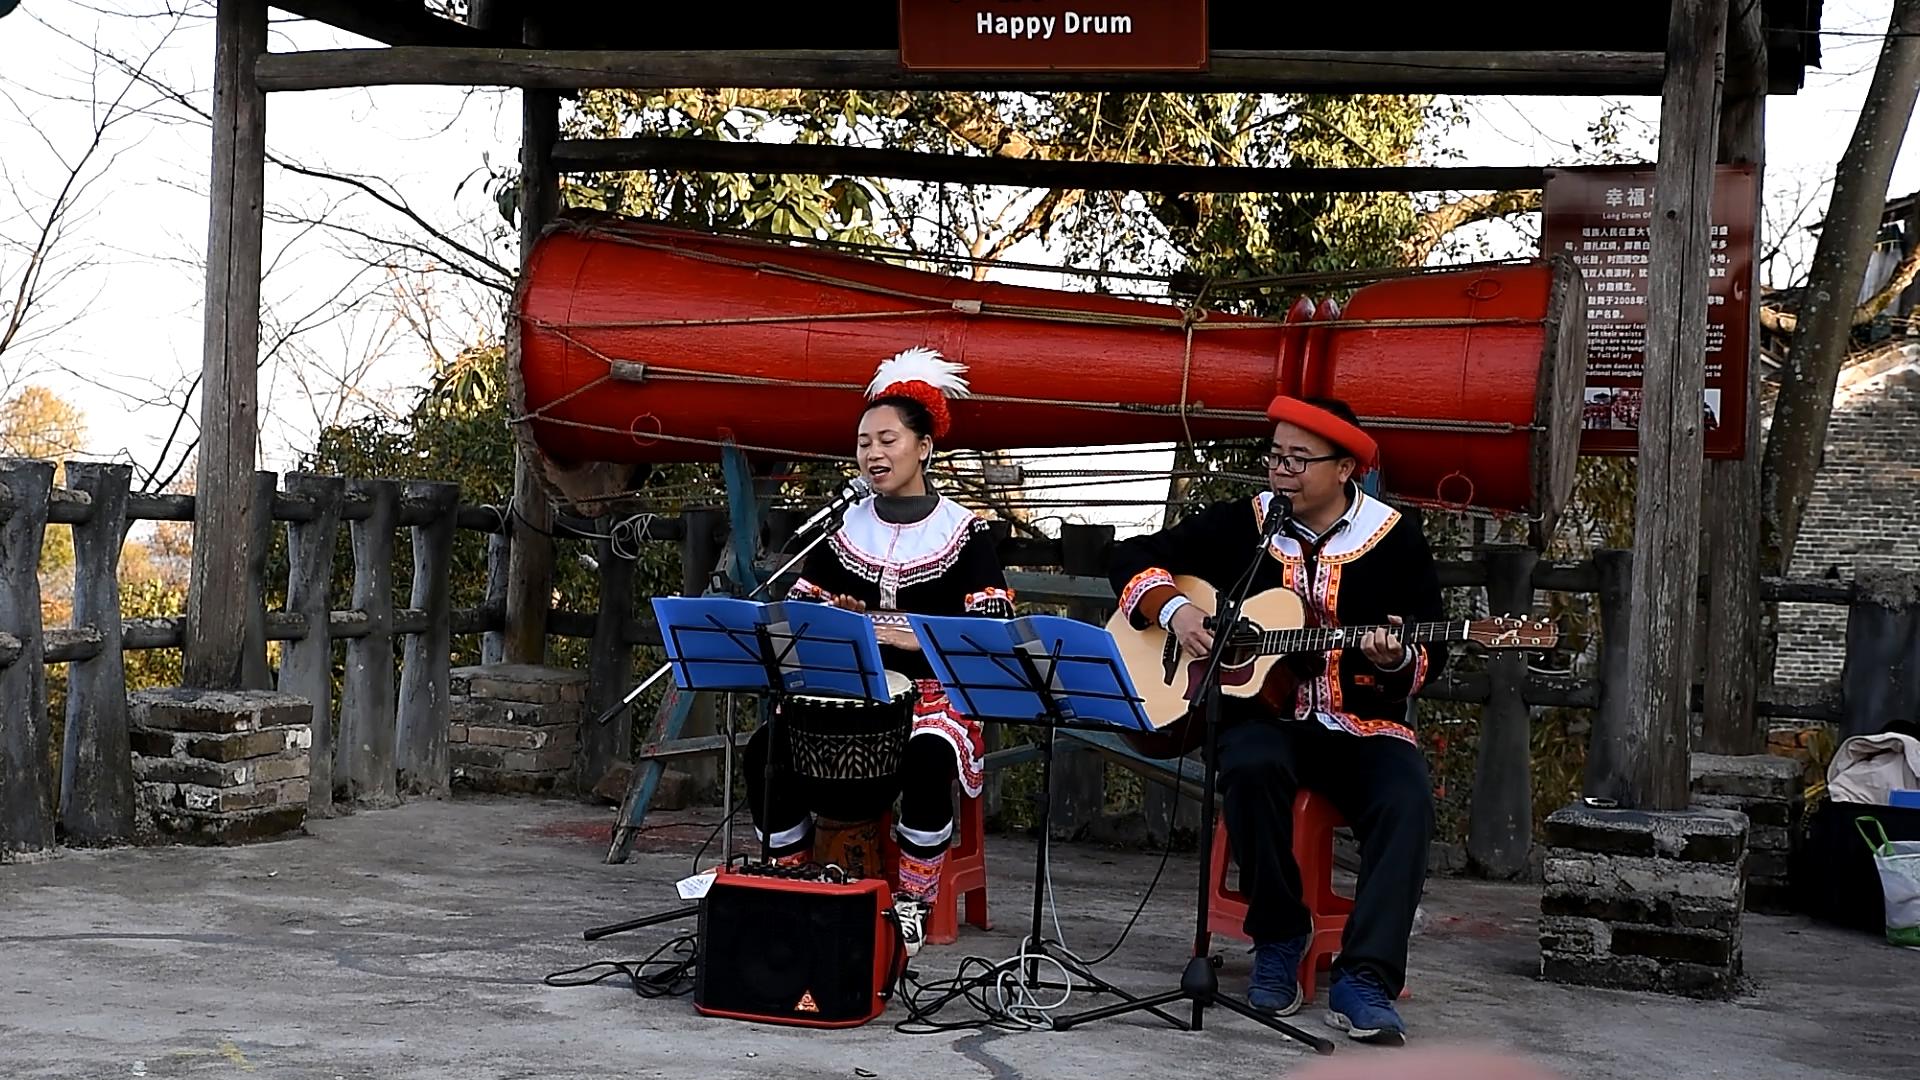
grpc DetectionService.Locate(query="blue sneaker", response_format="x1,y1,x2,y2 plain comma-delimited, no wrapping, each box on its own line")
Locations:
1247,935,1309,1016
1326,969,1406,1045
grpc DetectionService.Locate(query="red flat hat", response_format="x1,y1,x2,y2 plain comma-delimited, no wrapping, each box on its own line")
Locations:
1265,395,1379,472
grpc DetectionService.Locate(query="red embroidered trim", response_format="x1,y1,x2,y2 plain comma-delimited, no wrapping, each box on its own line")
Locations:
1119,568,1174,619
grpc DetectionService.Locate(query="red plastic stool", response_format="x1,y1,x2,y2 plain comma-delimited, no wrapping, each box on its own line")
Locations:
883,787,991,946
1205,790,1354,997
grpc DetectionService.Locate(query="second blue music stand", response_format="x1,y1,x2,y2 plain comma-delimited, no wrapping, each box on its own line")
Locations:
906,613,1185,1029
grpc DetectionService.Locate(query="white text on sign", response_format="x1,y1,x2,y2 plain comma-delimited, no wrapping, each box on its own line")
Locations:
976,12,1138,40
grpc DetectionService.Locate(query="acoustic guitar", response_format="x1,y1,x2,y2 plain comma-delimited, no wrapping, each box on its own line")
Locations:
1106,575,1559,758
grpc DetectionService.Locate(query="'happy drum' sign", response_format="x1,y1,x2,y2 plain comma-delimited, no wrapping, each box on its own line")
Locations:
898,0,1210,71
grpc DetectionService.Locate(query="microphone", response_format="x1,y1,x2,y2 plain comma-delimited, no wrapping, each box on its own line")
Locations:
1260,492,1293,544
795,475,875,536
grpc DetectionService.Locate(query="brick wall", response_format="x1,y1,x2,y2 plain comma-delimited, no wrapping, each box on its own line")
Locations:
1775,363,1920,687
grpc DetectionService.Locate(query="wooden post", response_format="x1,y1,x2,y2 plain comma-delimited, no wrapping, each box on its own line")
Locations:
1620,0,1728,810
1700,0,1768,756
1585,548,1635,805
1468,545,1538,878
59,462,136,846
0,459,55,861
242,469,277,690
681,508,725,597
397,481,460,797
1049,523,1113,840
502,13,560,667
1838,571,1920,739
339,478,400,806
581,516,636,794
482,519,509,665
184,0,268,690
281,473,345,814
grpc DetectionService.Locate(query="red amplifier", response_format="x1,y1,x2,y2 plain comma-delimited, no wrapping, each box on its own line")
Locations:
694,865,905,1028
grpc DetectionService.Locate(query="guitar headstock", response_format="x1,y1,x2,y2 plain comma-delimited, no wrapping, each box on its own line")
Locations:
1465,615,1560,650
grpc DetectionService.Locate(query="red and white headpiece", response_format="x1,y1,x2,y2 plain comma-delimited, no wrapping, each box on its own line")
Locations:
1265,394,1380,474
865,346,970,439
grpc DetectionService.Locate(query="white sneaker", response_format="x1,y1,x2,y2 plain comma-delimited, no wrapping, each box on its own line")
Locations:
893,895,929,957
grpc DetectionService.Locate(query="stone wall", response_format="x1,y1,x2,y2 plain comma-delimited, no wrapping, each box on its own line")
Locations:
129,689,313,845
1777,362,1920,687
448,665,586,794
1691,753,1806,914
1540,806,1747,999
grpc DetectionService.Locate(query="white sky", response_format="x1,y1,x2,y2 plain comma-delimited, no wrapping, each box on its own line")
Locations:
1,0,1916,538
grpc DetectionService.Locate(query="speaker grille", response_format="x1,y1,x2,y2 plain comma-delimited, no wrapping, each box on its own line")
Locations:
696,878,881,1024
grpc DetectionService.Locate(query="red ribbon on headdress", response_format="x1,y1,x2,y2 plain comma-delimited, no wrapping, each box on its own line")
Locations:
872,379,953,439
1265,395,1379,473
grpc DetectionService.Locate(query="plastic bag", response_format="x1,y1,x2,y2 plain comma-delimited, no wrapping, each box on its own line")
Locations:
1856,816,1920,948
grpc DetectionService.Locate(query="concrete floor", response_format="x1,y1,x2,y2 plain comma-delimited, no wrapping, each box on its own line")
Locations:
2,795,1914,1080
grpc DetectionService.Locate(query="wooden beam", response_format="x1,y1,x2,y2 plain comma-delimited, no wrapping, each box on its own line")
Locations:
0,460,54,861
254,47,1666,95
397,480,459,797
280,473,345,815
502,16,559,667
339,479,400,806
552,136,1547,194
1468,546,1538,879
273,0,510,48
1620,0,1728,811
59,463,136,847
185,0,268,690
1700,0,1768,756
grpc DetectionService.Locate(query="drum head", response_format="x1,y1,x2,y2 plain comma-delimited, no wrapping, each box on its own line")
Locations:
885,670,912,701
791,670,914,706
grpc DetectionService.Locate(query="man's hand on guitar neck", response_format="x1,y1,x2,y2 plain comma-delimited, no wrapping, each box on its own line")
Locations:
1167,603,1215,657
1359,614,1409,670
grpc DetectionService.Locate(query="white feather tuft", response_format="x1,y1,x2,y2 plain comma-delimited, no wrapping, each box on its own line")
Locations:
866,346,970,400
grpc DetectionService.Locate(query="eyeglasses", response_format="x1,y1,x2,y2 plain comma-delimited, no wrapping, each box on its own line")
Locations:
1261,452,1341,474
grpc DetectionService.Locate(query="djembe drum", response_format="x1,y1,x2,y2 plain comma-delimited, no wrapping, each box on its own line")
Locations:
775,671,916,879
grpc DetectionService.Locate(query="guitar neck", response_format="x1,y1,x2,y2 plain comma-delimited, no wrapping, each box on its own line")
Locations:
1256,621,1465,655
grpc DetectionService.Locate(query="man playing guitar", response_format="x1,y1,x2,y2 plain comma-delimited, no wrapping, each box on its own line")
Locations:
1107,395,1444,1046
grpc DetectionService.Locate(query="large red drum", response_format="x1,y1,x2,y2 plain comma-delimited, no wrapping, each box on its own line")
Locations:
514,211,1585,531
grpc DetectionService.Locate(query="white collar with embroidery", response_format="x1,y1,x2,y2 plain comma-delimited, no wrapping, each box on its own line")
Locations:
829,495,983,585
1256,488,1399,563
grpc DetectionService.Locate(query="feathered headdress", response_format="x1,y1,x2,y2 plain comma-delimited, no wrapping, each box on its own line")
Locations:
865,346,970,439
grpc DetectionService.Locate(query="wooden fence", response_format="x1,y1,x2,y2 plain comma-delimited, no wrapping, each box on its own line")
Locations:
3,455,1913,870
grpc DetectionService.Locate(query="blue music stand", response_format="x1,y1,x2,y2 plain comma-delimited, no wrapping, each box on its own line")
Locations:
905,613,1182,1028
650,596,889,870
905,614,1151,732
651,597,889,702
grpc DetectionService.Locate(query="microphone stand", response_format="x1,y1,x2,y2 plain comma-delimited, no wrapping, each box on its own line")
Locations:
590,491,863,728
1054,494,1333,1053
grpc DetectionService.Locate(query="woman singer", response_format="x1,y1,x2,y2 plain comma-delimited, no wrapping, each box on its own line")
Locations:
743,347,1015,956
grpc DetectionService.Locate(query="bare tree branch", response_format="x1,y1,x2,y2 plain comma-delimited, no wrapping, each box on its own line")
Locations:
1409,189,1542,263
1853,240,1920,325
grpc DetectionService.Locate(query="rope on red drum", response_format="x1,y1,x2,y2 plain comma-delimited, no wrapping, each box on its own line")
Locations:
557,216,1537,301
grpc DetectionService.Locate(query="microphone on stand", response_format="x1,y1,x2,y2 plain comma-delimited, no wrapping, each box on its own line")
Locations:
593,476,879,728
1259,491,1294,546
794,475,875,537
